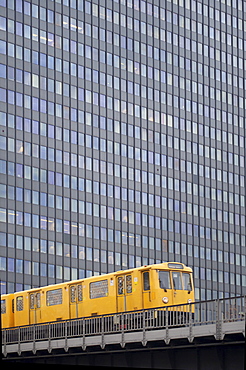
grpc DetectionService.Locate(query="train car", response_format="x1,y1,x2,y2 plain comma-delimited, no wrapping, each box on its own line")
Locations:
1,293,14,328
1,262,194,328
12,283,70,327
114,262,194,312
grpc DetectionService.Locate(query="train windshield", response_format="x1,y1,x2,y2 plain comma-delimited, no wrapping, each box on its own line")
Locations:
159,271,171,290
172,272,182,290
182,273,192,291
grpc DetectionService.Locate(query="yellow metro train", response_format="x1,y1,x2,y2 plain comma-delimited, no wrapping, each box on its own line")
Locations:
1,262,194,329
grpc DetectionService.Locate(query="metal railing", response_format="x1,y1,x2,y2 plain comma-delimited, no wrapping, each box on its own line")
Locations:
2,295,245,346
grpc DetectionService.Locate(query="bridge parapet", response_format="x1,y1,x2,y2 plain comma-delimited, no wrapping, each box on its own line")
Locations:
2,295,245,357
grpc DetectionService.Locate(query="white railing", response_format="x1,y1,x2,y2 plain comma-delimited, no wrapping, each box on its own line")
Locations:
2,296,245,346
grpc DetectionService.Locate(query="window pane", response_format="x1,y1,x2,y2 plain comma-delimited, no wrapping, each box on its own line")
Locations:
143,272,150,290
182,273,192,291
90,280,108,299
172,272,182,290
159,271,171,290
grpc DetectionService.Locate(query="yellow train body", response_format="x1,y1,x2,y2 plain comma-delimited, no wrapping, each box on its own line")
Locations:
1,293,14,328
1,262,194,328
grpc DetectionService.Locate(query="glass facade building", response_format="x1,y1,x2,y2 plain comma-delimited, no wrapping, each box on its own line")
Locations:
0,0,245,301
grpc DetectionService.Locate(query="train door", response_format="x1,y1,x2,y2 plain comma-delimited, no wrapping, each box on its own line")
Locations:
69,283,83,319
142,270,151,309
170,271,185,305
29,291,41,324
116,274,132,312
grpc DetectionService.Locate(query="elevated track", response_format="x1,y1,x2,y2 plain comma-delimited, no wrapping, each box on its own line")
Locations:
2,296,245,369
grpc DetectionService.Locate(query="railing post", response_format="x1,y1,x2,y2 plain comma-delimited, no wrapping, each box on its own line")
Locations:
142,310,147,346
17,327,21,356
3,329,7,357
32,325,36,354
120,313,125,348
101,316,105,349
164,308,170,345
215,299,224,340
188,303,194,343
48,323,52,353
82,319,86,351
64,321,68,352
243,296,246,337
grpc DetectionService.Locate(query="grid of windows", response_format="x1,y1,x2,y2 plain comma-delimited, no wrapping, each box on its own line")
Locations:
0,0,245,301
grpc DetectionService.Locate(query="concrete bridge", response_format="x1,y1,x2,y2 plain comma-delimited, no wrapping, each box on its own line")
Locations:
2,296,245,369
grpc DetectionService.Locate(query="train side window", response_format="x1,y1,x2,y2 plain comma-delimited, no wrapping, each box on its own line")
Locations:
172,272,182,290
30,294,35,309
37,293,41,307
46,288,62,306
30,293,41,309
1,299,6,314
159,271,171,290
126,275,132,293
90,280,108,299
78,285,83,301
70,286,76,303
182,273,192,291
143,272,150,290
16,296,24,311
118,277,124,295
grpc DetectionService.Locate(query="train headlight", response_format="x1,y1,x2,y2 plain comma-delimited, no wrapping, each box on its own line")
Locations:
162,297,169,304
187,299,192,304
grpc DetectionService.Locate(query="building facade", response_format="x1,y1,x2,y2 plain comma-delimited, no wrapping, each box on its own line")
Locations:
0,0,245,300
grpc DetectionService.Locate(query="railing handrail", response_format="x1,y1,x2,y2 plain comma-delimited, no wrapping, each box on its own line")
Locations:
3,294,245,331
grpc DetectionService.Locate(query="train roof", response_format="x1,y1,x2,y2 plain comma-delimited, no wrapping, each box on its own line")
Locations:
3,262,192,297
